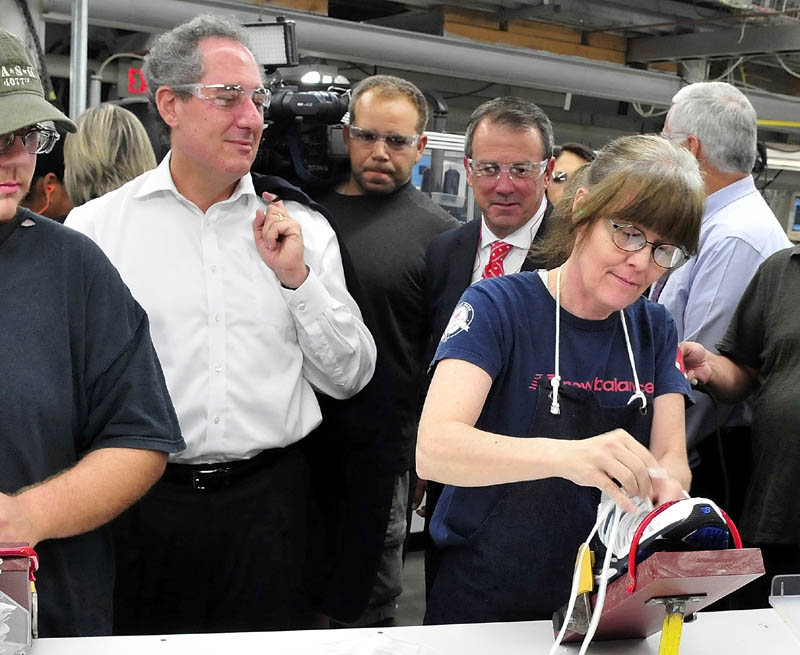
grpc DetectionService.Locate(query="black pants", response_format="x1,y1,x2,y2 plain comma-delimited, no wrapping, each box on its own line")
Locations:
112,447,315,634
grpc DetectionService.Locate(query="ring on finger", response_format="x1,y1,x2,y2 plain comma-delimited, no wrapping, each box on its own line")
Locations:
276,213,285,222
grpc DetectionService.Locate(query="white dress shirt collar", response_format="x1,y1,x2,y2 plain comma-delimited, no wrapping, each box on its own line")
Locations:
471,194,548,282
134,151,257,209
703,175,755,220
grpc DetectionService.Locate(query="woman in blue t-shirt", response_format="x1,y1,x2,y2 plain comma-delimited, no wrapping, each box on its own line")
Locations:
418,134,705,624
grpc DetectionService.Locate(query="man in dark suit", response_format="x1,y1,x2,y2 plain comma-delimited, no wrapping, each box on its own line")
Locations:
421,96,556,593
425,97,556,352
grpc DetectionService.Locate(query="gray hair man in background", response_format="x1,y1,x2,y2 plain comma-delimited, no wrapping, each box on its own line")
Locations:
656,81,791,556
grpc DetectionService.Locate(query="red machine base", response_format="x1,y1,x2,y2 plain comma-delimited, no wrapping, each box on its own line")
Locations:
559,548,764,642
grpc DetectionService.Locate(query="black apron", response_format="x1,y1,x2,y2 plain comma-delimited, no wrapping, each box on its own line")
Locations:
424,382,652,625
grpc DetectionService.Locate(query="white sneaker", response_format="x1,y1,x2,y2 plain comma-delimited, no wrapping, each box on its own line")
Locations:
593,494,729,580
636,496,728,554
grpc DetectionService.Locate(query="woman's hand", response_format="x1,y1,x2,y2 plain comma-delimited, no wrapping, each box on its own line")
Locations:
651,475,687,505
555,429,662,513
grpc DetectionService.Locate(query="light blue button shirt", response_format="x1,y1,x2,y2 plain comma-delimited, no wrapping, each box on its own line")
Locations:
654,175,791,351
653,175,791,440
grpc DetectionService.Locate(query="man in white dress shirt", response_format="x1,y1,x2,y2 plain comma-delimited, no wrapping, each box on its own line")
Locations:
66,15,375,634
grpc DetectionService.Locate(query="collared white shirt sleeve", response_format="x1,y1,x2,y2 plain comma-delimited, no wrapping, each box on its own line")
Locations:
277,200,376,398
66,156,375,463
471,194,547,283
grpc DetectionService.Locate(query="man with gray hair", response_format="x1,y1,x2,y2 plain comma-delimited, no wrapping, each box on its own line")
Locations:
656,82,790,508
66,14,375,634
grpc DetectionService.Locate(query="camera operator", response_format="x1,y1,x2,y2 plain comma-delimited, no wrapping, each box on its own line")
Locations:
312,75,457,627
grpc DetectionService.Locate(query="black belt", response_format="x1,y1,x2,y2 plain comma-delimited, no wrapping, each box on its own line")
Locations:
161,445,292,492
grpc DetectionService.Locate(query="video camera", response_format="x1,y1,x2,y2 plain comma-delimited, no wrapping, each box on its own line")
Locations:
254,85,350,190
244,18,351,190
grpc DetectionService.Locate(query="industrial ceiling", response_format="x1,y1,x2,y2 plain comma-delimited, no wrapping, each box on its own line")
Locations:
23,0,800,152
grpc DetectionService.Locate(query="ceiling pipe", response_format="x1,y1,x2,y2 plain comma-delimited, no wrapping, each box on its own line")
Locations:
68,0,88,119
41,0,800,129
588,4,800,34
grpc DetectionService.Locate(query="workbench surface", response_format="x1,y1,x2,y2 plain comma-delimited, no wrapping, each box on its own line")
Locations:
29,608,799,654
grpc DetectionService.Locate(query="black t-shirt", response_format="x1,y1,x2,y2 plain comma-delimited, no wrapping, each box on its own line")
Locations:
316,183,457,470
0,209,184,636
717,245,800,544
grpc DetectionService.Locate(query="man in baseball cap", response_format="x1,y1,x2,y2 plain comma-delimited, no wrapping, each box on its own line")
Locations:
0,28,75,134
0,28,75,222
0,27,185,637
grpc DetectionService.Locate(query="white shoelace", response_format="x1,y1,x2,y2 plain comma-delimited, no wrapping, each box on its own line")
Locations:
547,493,659,655
597,494,653,560
547,499,622,655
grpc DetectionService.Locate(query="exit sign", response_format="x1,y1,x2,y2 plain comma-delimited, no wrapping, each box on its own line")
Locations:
116,61,147,97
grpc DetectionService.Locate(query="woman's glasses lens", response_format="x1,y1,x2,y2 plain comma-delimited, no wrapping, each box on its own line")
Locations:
653,246,686,268
608,220,686,269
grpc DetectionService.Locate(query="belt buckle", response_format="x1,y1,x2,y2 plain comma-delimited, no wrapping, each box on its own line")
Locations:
191,467,228,492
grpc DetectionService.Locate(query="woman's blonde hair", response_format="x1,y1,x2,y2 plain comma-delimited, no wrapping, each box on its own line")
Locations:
533,134,705,268
64,103,157,206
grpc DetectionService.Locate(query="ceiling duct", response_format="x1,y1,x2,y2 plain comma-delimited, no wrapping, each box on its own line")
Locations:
42,0,800,130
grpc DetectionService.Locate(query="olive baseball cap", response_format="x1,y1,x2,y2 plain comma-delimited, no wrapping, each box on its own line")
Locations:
0,28,76,134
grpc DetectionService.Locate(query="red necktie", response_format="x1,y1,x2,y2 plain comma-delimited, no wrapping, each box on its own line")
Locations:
482,241,513,279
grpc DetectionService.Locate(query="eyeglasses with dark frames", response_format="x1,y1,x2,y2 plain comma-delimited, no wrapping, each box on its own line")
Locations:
171,83,270,112
606,219,688,269
0,125,59,156
347,125,421,150
467,159,549,183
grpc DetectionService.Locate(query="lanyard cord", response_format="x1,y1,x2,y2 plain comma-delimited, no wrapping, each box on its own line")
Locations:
619,309,647,413
550,266,563,415
550,266,646,414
